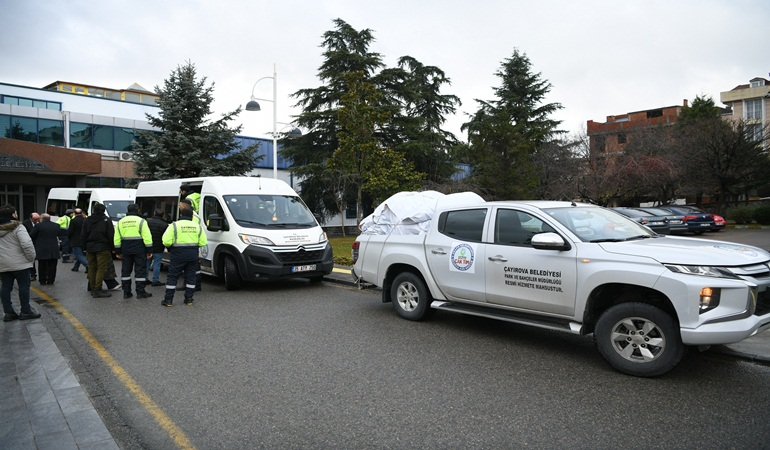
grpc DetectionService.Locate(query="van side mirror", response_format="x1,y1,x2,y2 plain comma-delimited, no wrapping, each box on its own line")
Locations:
207,213,228,232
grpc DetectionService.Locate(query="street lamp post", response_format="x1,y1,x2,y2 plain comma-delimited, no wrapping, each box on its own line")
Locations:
246,64,279,179
246,64,302,180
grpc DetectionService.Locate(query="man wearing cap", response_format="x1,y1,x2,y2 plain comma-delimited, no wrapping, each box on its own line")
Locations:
57,208,75,263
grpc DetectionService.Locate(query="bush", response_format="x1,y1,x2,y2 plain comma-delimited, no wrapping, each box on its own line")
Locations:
726,206,756,224
753,206,770,225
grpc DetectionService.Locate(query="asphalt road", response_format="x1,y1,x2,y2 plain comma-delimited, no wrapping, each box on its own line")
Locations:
42,231,770,449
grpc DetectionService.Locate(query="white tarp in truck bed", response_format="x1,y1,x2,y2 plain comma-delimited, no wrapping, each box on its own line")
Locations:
359,191,484,235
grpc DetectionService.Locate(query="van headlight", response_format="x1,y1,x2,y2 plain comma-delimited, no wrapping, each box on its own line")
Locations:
665,265,739,279
319,231,328,243
239,234,275,246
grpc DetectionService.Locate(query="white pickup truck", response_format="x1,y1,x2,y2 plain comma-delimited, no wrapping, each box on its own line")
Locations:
352,200,770,377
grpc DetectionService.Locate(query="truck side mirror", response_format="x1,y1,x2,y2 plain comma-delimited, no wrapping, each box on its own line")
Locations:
207,213,228,232
531,232,571,251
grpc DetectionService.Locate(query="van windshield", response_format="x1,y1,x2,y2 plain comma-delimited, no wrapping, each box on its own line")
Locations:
103,200,132,220
224,195,317,229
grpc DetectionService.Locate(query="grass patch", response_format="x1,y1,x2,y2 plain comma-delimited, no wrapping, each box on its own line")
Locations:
329,235,357,266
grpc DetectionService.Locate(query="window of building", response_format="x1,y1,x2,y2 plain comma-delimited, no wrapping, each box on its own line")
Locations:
345,203,357,219
114,127,135,151
70,122,92,148
9,117,37,142
747,123,763,142
617,133,627,144
74,86,85,94
61,84,73,92
750,79,766,88
89,88,105,97
594,135,606,152
105,90,121,100
1,95,62,110
93,125,114,149
0,114,9,139
37,119,64,146
140,95,157,105
745,99,762,121
124,92,140,103
646,109,663,119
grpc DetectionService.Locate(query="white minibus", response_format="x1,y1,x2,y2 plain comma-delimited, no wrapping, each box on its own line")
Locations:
45,188,137,224
135,176,333,290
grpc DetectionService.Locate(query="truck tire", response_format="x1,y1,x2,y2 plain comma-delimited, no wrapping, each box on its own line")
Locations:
594,302,685,377
391,272,433,321
223,255,242,291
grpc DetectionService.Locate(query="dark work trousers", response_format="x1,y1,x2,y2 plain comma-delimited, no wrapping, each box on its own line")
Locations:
121,253,149,295
165,258,197,303
37,259,58,285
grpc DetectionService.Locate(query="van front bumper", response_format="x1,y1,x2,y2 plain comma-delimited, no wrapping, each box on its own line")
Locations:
237,243,334,281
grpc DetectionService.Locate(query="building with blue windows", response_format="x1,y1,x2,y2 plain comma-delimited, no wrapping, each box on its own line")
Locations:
0,80,282,219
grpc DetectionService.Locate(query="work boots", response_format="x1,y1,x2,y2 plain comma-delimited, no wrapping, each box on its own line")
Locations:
91,289,112,298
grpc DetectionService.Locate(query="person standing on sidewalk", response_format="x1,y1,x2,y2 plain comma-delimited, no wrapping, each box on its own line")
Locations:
161,207,207,307
0,204,40,322
82,203,113,298
57,209,75,263
68,208,88,273
22,212,40,281
114,204,153,299
146,209,168,287
30,214,60,285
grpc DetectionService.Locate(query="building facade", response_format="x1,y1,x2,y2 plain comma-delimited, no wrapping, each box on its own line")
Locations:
720,77,769,144
0,80,281,219
586,101,687,155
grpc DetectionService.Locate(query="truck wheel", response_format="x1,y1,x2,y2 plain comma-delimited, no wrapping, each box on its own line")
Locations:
223,255,242,291
391,272,433,321
594,302,685,377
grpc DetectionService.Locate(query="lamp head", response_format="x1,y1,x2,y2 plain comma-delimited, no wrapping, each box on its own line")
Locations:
287,127,302,138
245,100,261,111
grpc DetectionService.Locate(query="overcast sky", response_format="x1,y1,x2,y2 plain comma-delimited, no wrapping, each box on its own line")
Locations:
2,0,768,141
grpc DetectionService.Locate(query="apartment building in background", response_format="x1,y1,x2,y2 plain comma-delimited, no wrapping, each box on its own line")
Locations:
720,76,769,144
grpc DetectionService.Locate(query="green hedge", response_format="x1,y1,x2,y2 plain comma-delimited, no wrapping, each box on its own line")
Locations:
754,206,770,225
726,205,757,224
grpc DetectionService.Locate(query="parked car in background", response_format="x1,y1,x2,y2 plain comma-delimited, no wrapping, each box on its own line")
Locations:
636,207,689,235
670,205,725,232
611,208,670,235
657,206,714,235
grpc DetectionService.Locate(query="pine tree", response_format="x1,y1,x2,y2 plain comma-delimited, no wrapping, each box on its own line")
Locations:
132,61,260,180
462,49,563,200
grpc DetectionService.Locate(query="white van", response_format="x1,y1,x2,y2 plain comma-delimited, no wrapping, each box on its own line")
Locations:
45,188,137,224
135,176,334,290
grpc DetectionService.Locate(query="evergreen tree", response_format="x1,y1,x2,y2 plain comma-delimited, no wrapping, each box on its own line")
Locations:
281,19,384,220
462,49,563,200
132,61,260,180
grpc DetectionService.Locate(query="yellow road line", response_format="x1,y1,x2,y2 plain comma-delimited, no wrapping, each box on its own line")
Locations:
332,267,351,274
34,287,196,450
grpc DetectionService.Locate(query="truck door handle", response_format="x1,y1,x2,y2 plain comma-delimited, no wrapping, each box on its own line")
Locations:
431,249,446,255
488,255,508,262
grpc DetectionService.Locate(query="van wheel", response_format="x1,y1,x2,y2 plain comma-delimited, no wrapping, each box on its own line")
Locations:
391,272,433,321
223,256,242,291
594,302,685,377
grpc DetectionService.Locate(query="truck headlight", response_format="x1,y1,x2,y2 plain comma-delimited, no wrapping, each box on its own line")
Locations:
699,287,720,313
239,234,275,246
665,265,739,279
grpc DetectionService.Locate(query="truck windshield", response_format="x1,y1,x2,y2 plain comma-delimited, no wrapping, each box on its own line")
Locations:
103,200,132,220
544,207,657,242
224,194,317,229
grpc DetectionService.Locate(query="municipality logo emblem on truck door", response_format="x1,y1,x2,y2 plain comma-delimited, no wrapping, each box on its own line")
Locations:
450,243,475,273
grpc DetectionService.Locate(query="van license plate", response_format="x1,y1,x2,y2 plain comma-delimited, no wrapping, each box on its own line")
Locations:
292,265,316,273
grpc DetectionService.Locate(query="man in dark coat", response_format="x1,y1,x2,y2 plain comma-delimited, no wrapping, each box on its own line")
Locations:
68,208,88,272
29,213,60,285
82,203,114,298
22,212,40,281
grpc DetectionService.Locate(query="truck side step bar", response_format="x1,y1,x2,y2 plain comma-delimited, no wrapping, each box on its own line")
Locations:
431,301,582,334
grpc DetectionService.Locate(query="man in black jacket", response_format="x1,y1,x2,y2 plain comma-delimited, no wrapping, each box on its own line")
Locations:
68,208,88,272
22,212,39,281
82,203,114,298
146,209,169,286
29,214,60,285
